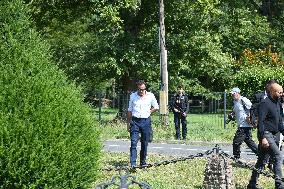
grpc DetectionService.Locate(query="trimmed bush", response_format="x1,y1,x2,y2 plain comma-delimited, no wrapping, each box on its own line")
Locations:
0,0,101,188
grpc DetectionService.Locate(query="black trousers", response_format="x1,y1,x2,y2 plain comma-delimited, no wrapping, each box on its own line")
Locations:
232,127,258,158
249,131,283,188
130,117,151,166
173,112,187,139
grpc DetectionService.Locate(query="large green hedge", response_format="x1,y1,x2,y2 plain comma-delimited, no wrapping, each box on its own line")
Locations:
0,0,101,188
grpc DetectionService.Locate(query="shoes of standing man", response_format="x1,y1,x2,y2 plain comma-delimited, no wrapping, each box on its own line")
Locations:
233,155,240,160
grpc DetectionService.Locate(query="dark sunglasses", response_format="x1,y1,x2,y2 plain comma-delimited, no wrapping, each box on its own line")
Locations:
138,88,146,92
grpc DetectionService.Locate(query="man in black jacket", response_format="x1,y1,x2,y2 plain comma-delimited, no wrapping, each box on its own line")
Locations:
252,80,279,167
171,86,189,140
247,83,284,189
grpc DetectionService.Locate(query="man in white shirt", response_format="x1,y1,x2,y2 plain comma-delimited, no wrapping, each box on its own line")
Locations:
230,87,258,159
127,81,159,167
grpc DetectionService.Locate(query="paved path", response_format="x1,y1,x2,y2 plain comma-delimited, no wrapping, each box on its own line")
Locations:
103,139,260,161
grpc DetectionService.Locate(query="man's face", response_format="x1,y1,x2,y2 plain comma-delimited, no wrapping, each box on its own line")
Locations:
177,88,183,95
137,84,146,96
270,83,283,100
231,92,240,100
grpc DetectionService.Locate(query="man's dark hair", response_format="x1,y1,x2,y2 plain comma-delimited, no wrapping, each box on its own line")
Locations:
177,85,183,89
136,80,146,87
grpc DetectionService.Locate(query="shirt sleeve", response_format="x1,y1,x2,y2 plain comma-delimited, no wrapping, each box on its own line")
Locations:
242,97,252,110
251,93,259,104
279,119,284,134
151,94,159,110
127,93,134,112
185,95,189,114
258,101,268,139
279,103,284,134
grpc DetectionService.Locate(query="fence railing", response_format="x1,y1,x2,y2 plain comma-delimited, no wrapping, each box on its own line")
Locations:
86,91,233,129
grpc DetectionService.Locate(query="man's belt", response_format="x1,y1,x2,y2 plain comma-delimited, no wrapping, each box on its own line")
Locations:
132,116,149,120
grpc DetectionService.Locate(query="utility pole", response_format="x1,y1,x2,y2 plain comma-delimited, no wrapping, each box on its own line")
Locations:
159,0,169,126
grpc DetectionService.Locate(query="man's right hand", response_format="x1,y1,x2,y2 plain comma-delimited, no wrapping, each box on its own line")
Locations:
261,138,269,148
173,108,179,113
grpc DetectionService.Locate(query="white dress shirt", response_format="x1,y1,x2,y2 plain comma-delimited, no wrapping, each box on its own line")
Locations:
128,91,159,118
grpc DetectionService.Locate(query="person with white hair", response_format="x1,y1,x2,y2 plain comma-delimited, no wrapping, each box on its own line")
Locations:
230,87,258,160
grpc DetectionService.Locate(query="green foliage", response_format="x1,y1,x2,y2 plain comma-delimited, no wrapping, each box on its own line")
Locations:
230,47,284,95
165,0,276,93
166,0,232,92
24,0,94,30
25,0,284,95
217,3,273,57
0,0,101,188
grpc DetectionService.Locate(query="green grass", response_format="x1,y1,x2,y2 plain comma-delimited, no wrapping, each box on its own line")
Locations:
94,152,276,189
95,108,267,189
97,108,257,143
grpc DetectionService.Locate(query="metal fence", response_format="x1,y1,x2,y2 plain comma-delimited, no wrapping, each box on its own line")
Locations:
86,91,232,128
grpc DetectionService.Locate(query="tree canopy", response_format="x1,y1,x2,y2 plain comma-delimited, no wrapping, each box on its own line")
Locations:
23,0,284,95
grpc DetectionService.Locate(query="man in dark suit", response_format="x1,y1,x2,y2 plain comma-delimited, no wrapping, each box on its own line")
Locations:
251,80,278,169
247,82,284,189
250,80,277,128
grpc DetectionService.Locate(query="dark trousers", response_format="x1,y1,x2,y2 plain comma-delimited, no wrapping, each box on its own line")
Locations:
129,117,151,166
232,127,258,158
173,112,187,139
249,132,283,188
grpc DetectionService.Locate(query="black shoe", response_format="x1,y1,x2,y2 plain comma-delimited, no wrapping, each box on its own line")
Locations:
140,163,148,167
130,165,137,173
267,163,273,171
234,155,240,160
247,184,263,189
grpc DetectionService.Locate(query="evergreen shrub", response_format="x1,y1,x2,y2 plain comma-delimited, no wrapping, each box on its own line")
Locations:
0,0,101,188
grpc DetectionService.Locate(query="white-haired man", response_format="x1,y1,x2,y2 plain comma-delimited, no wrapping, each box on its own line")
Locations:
230,87,258,159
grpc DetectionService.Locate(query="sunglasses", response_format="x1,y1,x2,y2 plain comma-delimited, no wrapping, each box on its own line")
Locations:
138,88,146,92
